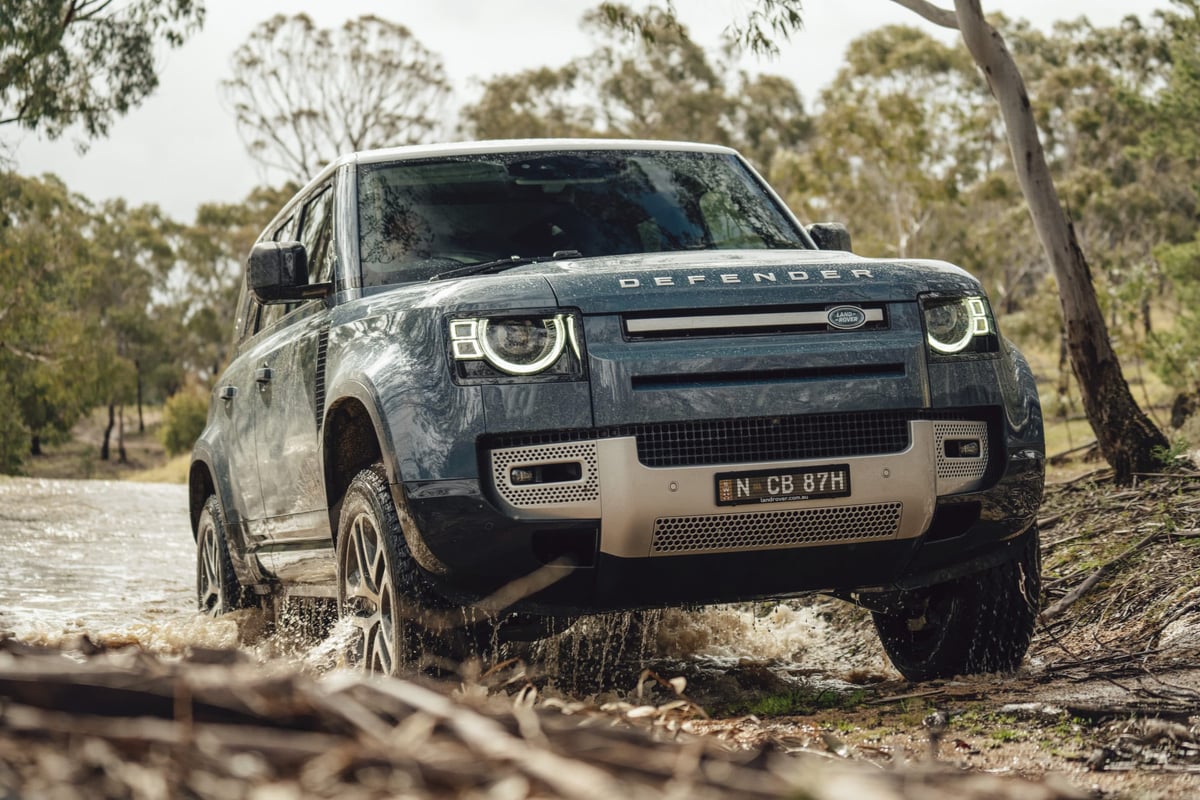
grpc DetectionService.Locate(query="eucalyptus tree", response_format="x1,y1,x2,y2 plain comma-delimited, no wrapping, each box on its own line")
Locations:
172,184,296,382
89,200,182,454
0,174,104,469
890,0,1168,479
461,64,602,141
222,14,451,183
1144,1,1200,404
771,25,995,261
0,0,203,141
673,0,1169,480
462,4,811,170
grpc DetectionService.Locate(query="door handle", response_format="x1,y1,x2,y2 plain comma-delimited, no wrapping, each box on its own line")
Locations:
255,367,273,384
218,386,237,401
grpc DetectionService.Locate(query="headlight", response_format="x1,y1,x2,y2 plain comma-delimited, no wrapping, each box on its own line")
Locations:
922,295,997,356
449,312,583,380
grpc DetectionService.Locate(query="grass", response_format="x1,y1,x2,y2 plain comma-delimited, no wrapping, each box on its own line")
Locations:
721,685,873,718
129,453,190,484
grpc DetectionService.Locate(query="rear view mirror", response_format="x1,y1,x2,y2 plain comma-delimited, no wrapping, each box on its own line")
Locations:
248,241,330,303
808,222,852,252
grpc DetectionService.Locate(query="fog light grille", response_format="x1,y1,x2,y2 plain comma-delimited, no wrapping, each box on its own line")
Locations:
491,442,599,508
651,502,903,555
933,420,989,493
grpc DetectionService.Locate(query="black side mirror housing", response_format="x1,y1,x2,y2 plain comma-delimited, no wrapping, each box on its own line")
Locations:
247,241,330,304
808,222,852,252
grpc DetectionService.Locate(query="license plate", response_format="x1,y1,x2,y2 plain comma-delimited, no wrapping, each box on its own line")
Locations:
715,464,851,506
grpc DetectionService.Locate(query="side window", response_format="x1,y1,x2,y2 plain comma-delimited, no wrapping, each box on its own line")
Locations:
274,215,297,243
300,187,335,285
233,273,255,344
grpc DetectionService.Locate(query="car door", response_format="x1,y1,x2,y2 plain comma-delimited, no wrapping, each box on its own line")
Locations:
216,279,268,532
253,184,337,584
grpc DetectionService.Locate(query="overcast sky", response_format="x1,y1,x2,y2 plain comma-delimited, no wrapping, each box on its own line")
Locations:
4,0,1168,221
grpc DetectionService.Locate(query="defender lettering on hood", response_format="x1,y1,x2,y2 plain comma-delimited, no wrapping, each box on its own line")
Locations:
618,268,875,288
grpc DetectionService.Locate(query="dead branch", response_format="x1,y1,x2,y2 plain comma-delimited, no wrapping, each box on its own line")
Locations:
1047,468,1113,488
1041,530,1164,620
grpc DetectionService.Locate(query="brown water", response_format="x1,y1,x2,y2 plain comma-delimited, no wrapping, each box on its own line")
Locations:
0,477,241,651
0,476,888,680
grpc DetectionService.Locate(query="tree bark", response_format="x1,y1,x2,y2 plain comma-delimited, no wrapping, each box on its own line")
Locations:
30,435,41,456
136,360,144,433
893,0,1168,482
117,404,127,464
101,403,114,461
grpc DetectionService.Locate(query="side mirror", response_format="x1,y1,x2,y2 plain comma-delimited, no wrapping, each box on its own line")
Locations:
808,222,852,252
247,241,330,304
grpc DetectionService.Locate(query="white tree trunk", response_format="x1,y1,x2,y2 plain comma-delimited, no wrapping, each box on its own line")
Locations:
893,0,1167,481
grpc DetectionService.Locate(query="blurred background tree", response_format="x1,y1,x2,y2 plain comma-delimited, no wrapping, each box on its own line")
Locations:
221,14,451,183
0,0,203,141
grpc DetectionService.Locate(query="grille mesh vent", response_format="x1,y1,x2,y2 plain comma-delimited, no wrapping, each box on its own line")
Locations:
484,411,921,468
934,421,989,482
314,323,330,428
491,442,599,508
652,502,903,554
636,412,910,467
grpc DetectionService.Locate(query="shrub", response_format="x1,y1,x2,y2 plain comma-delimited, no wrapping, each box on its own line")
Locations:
159,390,209,456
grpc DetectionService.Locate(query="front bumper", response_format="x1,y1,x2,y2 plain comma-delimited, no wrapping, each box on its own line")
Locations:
397,411,1044,615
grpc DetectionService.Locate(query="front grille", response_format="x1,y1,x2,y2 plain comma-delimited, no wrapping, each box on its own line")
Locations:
482,409,996,470
635,412,909,467
652,502,903,554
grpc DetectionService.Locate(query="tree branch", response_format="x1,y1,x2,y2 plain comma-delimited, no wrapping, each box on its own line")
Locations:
890,0,959,29
2,342,54,363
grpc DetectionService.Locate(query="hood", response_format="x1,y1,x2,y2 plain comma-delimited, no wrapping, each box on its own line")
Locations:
521,249,984,314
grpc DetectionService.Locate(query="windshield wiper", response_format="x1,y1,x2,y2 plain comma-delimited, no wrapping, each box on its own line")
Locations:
428,250,583,282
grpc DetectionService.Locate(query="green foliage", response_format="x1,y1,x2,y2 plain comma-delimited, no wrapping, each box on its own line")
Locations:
0,172,105,469
0,374,27,474
460,4,811,171
170,183,296,382
159,390,209,456
0,0,204,140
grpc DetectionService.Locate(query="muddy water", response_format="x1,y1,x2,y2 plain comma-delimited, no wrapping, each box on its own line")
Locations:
0,476,888,683
0,477,241,651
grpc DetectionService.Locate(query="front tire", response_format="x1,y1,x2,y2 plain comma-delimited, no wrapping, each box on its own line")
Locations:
196,495,250,616
871,526,1041,681
336,464,462,674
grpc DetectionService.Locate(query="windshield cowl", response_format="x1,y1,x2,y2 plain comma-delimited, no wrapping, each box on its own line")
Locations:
428,250,584,282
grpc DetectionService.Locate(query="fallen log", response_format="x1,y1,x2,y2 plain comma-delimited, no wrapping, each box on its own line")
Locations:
0,642,1094,799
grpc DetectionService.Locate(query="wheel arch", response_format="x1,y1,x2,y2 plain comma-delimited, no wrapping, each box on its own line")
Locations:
188,455,219,540
322,382,398,544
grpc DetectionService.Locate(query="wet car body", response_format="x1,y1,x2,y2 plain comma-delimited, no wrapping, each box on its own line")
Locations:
190,139,1044,676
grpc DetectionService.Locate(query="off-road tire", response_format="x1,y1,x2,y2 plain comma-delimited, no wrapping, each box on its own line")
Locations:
336,463,487,675
196,495,252,616
871,526,1041,682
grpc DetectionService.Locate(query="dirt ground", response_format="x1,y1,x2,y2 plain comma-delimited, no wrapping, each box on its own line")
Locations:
22,405,170,482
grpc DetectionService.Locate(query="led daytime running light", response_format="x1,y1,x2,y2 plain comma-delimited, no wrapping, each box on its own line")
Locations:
926,296,991,354
451,314,579,375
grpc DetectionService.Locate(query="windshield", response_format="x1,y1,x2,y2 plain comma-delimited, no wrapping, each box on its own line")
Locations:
356,149,808,286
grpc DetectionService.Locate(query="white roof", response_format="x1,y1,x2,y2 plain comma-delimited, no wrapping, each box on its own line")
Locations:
345,138,738,168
